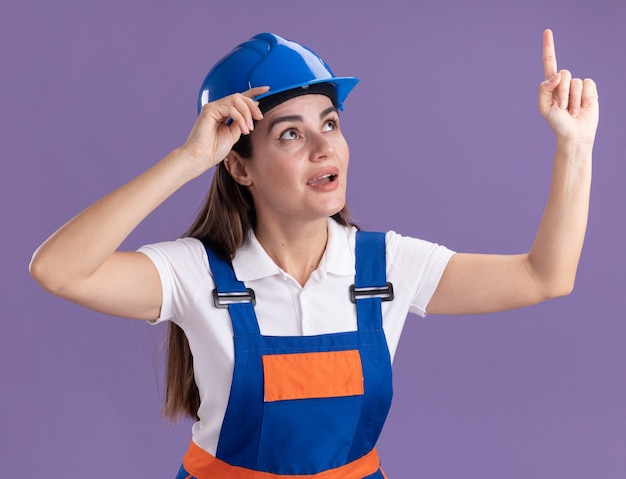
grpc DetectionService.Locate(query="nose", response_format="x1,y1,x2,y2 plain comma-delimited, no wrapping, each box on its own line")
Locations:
310,132,334,162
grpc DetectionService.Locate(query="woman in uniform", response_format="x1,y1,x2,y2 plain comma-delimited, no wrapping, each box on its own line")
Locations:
29,30,598,478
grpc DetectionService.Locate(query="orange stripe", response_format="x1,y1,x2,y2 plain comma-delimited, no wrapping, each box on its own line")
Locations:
183,440,381,479
262,350,364,402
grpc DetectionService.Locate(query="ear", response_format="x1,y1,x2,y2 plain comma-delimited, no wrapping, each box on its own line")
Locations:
223,151,253,186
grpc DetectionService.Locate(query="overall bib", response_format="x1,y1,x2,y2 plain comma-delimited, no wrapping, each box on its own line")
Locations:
176,232,394,479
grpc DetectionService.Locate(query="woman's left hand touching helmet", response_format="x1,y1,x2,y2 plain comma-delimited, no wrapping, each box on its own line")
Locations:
179,86,270,178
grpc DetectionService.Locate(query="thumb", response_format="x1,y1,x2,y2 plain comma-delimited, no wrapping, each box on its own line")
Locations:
538,72,561,116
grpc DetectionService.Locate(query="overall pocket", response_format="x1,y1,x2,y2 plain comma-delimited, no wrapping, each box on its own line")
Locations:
257,350,365,474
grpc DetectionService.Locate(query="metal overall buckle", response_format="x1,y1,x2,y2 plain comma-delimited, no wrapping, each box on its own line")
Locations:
212,288,256,308
349,282,395,303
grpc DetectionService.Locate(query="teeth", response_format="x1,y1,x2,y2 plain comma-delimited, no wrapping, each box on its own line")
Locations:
308,174,335,186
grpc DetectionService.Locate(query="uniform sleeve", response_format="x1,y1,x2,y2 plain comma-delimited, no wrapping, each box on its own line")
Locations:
386,231,455,317
137,237,211,325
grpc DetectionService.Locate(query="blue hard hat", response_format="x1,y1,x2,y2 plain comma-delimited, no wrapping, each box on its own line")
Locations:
198,33,359,114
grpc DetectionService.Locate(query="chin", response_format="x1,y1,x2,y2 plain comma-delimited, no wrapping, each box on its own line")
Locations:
321,200,347,219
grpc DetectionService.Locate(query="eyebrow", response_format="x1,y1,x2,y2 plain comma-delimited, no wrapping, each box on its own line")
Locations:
268,106,338,133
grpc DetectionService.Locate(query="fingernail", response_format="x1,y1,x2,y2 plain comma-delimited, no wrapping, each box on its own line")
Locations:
559,99,568,109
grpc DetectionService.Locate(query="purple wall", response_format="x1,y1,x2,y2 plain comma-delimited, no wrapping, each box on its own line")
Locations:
2,1,625,477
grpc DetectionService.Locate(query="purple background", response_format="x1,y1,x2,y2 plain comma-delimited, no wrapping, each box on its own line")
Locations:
2,0,625,477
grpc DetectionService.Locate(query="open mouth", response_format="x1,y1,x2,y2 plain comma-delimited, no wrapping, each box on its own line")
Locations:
307,174,337,186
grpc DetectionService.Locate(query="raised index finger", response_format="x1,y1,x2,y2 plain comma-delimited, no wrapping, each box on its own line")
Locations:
543,29,558,80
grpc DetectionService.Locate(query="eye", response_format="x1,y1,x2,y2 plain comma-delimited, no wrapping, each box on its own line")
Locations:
279,128,300,141
322,118,338,132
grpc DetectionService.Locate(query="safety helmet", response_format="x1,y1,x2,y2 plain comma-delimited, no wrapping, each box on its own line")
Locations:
198,33,359,114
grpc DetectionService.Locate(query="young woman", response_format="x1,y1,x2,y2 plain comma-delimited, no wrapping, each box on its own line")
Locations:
30,30,598,479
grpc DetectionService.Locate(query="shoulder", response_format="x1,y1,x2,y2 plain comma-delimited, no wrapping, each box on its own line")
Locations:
138,237,210,284
139,237,207,263
137,237,214,324
384,230,454,261
384,230,455,314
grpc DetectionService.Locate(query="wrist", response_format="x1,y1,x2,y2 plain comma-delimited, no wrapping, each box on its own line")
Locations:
555,137,594,159
164,147,211,183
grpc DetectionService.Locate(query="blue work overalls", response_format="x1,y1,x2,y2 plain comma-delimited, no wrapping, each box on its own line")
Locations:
176,231,394,479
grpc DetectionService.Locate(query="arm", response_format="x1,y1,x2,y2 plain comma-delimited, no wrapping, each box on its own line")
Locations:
29,87,268,320
427,29,599,315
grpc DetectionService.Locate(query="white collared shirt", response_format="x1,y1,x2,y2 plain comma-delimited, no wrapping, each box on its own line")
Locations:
139,218,454,454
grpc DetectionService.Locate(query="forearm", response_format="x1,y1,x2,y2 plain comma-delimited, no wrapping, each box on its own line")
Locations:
527,138,593,297
30,148,195,290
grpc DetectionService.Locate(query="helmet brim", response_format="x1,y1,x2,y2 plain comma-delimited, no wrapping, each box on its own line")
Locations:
253,77,359,111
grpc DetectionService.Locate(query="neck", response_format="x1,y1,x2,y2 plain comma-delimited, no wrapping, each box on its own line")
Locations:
254,217,329,287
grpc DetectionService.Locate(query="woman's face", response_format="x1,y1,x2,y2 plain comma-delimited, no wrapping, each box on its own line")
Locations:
239,94,350,227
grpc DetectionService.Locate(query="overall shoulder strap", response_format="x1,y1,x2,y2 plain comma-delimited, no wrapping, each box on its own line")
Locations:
204,245,260,336
352,231,394,331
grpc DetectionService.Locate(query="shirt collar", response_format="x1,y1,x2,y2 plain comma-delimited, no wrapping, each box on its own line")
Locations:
232,217,356,282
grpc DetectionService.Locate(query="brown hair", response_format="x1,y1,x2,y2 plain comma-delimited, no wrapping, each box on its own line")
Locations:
163,132,355,420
